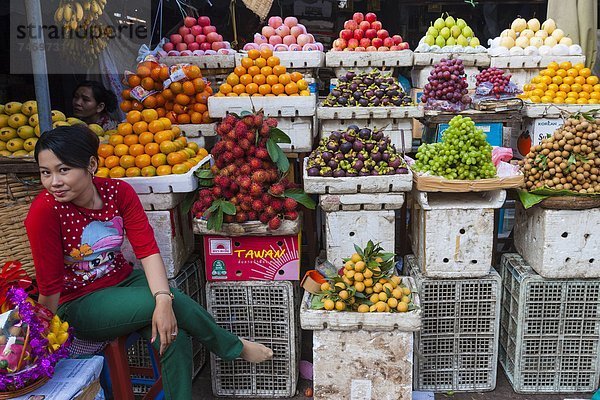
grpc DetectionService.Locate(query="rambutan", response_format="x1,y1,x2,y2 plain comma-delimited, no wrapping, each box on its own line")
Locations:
235,213,248,223
238,175,252,190
247,146,256,157
248,211,258,221
224,215,235,223
252,170,268,183
266,169,279,182
245,130,256,142
261,193,271,204
241,202,252,212
226,130,237,141
255,148,269,160
224,140,235,152
259,213,270,224
271,199,284,212
284,198,298,211
240,165,252,175
223,190,235,199
284,211,299,220
251,199,265,211
249,158,263,170
232,147,244,158
215,158,226,169
250,183,263,197
253,114,264,128
212,186,222,197
234,158,244,167
242,116,254,127
216,123,232,136
212,141,225,155
229,182,239,193
270,183,285,196
239,138,251,150
265,118,277,128
264,206,276,219
268,216,282,230
223,114,237,126
222,151,234,164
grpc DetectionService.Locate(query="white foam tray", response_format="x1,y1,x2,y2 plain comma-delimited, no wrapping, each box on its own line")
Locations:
208,95,317,118
326,50,413,68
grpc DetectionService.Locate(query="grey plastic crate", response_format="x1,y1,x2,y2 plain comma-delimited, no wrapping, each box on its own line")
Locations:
127,253,207,394
499,253,600,393
206,280,299,398
406,254,501,392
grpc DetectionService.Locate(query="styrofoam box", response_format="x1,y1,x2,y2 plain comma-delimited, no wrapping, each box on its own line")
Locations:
326,50,413,68
514,203,600,278
410,190,506,278
175,123,217,138
122,202,194,278
523,103,600,119
161,55,236,69
489,55,586,69
320,192,404,212
275,116,314,152
411,65,480,89
413,52,490,67
499,253,600,393
300,279,421,400
406,255,501,393
136,192,186,211
236,51,325,68
208,95,316,118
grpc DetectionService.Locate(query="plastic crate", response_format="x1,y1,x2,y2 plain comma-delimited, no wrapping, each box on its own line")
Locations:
406,255,501,392
206,280,299,398
499,253,600,393
127,254,207,394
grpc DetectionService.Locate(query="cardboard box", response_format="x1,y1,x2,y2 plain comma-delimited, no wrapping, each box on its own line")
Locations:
410,89,424,139
204,234,301,281
511,117,563,158
437,122,503,147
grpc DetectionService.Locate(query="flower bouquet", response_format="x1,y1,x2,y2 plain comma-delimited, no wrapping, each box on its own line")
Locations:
0,262,72,399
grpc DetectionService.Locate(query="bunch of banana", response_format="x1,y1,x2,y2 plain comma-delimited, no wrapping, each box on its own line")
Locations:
62,28,109,66
53,0,107,31
46,315,69,352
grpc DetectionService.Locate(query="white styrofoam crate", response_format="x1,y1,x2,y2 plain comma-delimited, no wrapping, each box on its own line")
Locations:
161,55,236,69
208,95,316,118
320,118,413,153
514,203,600,278
319,193,405,212
410,190,506,278
413,52,490,67
122,202,195,278
406,255,501,392
207,281,299,398
175,123,217,138
274,116,314,152
523,103,600,118
489,55,586,69
137,192,185,211
303,158,412,194
317,106,423,119
411,65,480,89
323,208,396,268
235,51,325,68
325,50,413,68
117,155,211,194
499,253,600,394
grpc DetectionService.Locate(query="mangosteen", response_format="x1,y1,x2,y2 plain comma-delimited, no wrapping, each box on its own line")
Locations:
371,152,382,162
346,169,358,177
358,128,371,140
386,169,395,175
327,160,338,169
372,130,383,141
375,90,385,98
388,89,399,97
365,143,375,152
382,152,390,162
350,83,358,92
335,153,344,161
348,98,357,106
352,159,364,171
357,151,367,161
307,167,320,176
352,140,364,152
364,90,374,99
331,89,341,98
364,77,374,86
340,142,353,154
359,170,370,176
358,98,369,107
402,98,412,105
321,151,333,163
393,99,403,106
389,158,402,169
353,91,362,100
329,131,342,142
333,169,346,178
396,167,409,174
345,71,356,81
338,76,347,83
338,96,348,105
342,133,353,143
347,124,359,132
326,141,339,152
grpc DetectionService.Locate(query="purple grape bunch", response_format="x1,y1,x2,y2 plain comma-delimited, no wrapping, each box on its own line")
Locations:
475,67,512,98
421,58,471,105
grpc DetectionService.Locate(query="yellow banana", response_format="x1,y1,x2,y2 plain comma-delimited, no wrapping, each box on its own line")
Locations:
69,19,77,30
91,0,99,14
83,1,91,10
63,4,73,21
61,321,69,331
52,343,60,351
47,332,57,345
57,332,69,344
75,2,83,20
54,6,63,23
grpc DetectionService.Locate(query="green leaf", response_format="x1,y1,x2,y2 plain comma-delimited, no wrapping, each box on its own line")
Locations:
199,178,214,187
568,154,576,166
181,191,197,215
207,201,220,213
276,154,290,173
310,295,325,310
354,292,366,299
284,189,316,210
196,169,214,179
214,208,224,230
354,244,364,258
221,201,236,215
266,139,280,163
269,127,292,144
240,110,252,117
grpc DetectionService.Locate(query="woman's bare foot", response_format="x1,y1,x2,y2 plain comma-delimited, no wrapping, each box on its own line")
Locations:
240,339,273,363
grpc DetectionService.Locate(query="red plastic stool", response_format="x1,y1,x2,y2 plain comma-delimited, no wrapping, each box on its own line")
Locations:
103,335,164,400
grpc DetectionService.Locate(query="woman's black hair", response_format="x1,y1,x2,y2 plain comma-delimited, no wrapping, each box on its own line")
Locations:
34,125,99,170
74,80,118,113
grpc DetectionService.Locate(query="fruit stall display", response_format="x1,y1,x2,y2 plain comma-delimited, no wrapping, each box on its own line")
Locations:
326,12,412,73
318,70,422,150
415,13,484,54
0,101,105,157
471,67,522,110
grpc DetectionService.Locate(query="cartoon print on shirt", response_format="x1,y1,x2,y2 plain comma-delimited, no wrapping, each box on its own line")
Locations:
65,217,124,283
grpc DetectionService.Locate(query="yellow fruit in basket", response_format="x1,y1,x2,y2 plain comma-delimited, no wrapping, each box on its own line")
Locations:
397,302,409,312
6,138,24,152
0,127,17,141
53,121,70,128
17,126,35,140
34,125,41,137
0,142,5,151
141,166,157,177
0,115,9,128
51,110,66,122
67,117,86,125
20,100,37,116
109,166,126,178
156,165,172,176
172,163,190,174
0,150,11,156
88,124,104,136
28,114,39,127
8,113,27,129
12,150,29,157
23,137,37,152
4,102,23,115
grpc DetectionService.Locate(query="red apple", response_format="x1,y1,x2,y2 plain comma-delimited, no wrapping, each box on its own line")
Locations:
176,42,188,51
195,34,206,44
190,25,203,36
347,38,359,49
333,38,347,49
370,21,382,31
390,45,401,51
365,29,377,39
383,37,394,47
178,26,190,36
392,35,403,45
212,42,227,51
359,38,371,48
197,16,211,27
188,42,200,51
340,29,353,41
355,46,366,51
206,32,220,43
377,29,389,39
163,42,174,51
377,46,389,51
400,42,410,50
344,20,358,31
344,47,354,51
366,45,377,51
353,29,364,40
200,42,212,51
184,34,195,44
184,16,196,28
365,13,377,23
169,34,183,44
203,25,217,35
353,12,364,23
359,21,370,31
372,38,383,48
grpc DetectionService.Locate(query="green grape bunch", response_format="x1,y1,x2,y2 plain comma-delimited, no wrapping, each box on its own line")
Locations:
414,115,497,180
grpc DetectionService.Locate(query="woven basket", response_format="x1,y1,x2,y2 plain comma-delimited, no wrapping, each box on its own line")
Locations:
0,377,49,399
0,172,44,278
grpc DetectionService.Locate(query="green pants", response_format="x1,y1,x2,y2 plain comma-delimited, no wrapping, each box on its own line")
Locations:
58,270,243,400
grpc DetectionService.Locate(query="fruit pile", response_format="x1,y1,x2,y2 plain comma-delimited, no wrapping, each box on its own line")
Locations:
519,62,600,104
474,67,521,100
488,17,583,57
421,58,471,111
416,13,482,52
322,70,412,107
332,12,409,52
53,0,106,31
519,115,600,193
306,126,409,177
120,59,213,124
0,101,105,157
414,115,496,180
161,16,234,56
312,242,415,313
96,109,208,178
215,48,310,96
192,111,307,230
244,16,324,52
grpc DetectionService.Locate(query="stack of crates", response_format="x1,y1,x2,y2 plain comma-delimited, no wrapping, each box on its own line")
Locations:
127,254,207,395
407,189,506,392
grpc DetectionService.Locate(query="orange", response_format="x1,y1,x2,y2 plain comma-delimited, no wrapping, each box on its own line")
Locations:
290,72,303,82
300,90,309,97
151,153,167,167
591,92,600,100
141,77,155,91
119,155,135,169
156,165,172,176
273,65,286,76
138,132,154,146
551,76,563,85
260,48,273,60
132,101,144,111
259,84,272,95
132,121,148,135
123,134,140,146
261,66,273,77
158,117,172,129
577,98,588,104
235,65,248,76
114,144,130,157
567,92,579,99
579,68,592,77
219,83,233,94
547,61,559,70
186,65,201,79
98,144,114,158
567,68,579,78
202,111,211,123
271,83,285,95
254,57,267,68
170,81,183,94
285,82,298,95
150,67,161,81
127,75,141,88
122,89,132,100
571,84,582,93
547,83,559,92
196,148,208,159
190,111,203,124
167,152,185,166
159,66,170,81
134,154,151,168
556,69,567,78
559,62,572,70
540,96,552,103
573,63,585,71
563,76,575,86
247,49,260,60
129,143,145,157
582,84,593,93
108,134,124,146
175,94,191,106
154,81,163,91
95,167,110,178
187,142,199,152
142,96,157,109
265,75,278,86
156,107,166,117
182,81,196,96
173,103,188,114
176,114,191,124
125,167,141,177
154,130,174,144
587,76,599,86
540,76,551,86
147,120,164,134
137,65,151,78
574,76,586,85
226,92,238,97
246,83,259,95
109,166,126,178
145,142,160,156
253,74,266,85
564,97,577,104
120,100,132,112
226,73,240,86
247,66,261,76
278,73,291,85
141,166,157,177
126,110,142,124
160,140,177,154
297,79,308,91
555,91,567,99
192,78,206,93
559,83,571,93
171,126,181,137
162,89,174,100
174,136,187,148
104,155,120,169
233,84,246,95
240,74,253,85
241,57,254,69
267,56,280,67
172,163,190,174
579,92,590,100
192,103,208,114
595,84,600,92
195,91,210,104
